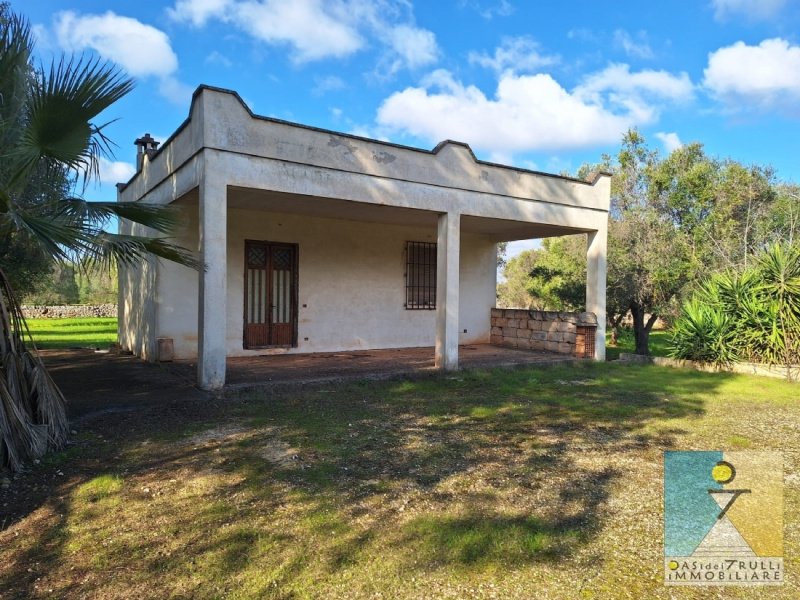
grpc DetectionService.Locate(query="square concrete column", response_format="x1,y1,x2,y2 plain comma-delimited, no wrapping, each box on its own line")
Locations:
198,173,227,390
435,212,460,370
586,226,607,361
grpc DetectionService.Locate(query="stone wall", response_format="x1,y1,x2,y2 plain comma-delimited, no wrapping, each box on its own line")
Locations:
21,304,117,319
619,353,798,381
490,308,598,357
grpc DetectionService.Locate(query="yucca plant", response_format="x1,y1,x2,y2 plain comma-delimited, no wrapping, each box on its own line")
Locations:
669,298,738,365
0,6,197,471
755,243,800,377
670,243,800,379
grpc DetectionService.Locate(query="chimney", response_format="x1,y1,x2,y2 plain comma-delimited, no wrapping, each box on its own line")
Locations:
134,133,160,171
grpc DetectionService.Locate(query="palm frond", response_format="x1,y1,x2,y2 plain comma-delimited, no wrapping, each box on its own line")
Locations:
85,232,201,270
10,54,133,191
0,267,68,471
58,198,183,235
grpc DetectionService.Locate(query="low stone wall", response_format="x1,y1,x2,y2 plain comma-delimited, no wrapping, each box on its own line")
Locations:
21,304,117,319
619,353,798,381
490,308,598,357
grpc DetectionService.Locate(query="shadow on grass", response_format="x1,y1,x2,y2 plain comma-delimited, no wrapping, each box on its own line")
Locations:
220,362,717,572
1,361,733,597
399,465,619,568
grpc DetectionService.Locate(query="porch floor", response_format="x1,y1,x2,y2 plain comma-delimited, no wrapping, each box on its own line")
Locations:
178,344,584,389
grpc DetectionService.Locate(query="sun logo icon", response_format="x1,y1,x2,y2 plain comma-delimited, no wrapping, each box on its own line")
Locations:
711,460,736,485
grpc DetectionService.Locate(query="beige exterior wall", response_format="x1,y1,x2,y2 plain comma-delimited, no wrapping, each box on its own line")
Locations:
118,220,157,360
154,207,497,359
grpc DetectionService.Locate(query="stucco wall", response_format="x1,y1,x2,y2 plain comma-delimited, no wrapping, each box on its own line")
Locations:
155,207,497,359
118,221,157,360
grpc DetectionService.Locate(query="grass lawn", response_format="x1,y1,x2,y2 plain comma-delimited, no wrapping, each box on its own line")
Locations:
24,317,117,349
1,363,797,599
606,329,671,360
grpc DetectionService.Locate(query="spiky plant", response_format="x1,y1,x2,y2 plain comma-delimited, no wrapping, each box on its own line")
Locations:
669,244,800,378
0,6,197,471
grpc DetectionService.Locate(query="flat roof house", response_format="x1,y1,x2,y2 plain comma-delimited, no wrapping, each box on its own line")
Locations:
118,86,610,390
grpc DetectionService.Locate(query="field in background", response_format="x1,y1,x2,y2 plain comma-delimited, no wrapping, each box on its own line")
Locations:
24,317,117,349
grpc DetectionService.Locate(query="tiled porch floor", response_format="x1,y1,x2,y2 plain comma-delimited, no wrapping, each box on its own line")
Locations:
175,344,584,389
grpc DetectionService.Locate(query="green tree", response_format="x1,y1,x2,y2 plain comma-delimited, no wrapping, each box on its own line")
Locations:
496,236,586,311
706,161,776,269
0,6,196,471
761,183,800,248
606,130,694,355
525,236,586,311
497,248,539,308
24,263,80,304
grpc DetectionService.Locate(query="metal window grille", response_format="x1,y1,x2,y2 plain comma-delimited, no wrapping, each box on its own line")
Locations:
405,241,437,309
576,326,596,359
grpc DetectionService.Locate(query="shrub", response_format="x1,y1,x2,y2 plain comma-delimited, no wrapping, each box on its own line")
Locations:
669,243,800,369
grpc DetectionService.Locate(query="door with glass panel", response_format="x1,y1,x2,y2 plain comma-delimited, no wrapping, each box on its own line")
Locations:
243,241,298,348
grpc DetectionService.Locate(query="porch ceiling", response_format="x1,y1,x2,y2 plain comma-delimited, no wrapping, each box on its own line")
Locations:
227,187,588,241
228,186,437,227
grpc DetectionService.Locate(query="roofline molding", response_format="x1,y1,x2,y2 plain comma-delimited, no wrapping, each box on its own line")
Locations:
119,84,613,192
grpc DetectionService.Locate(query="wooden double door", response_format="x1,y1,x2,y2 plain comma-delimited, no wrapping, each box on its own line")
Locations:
243,240,298,348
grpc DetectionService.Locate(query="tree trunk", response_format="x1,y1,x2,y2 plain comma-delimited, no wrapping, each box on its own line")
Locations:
630,303,658,355
609,313,624,346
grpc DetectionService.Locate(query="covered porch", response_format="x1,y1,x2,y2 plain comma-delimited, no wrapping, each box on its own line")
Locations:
173,343,585,390
118,86,610,390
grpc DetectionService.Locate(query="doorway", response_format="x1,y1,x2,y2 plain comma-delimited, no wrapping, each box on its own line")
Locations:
243,240,298,348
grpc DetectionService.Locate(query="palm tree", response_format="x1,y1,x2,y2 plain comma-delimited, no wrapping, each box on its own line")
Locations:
0,6,197,471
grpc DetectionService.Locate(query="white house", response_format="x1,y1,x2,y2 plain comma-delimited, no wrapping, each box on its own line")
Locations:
118,86,610,390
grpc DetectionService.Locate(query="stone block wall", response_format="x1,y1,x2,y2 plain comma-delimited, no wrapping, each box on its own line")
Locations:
490,308,598,357
21,304,117,319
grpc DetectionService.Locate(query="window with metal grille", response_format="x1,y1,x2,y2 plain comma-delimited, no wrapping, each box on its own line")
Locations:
405,241,437,309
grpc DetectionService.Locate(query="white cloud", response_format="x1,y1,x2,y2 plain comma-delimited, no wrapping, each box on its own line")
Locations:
574,64,693,127
55,11,178,78
577,64,694,102
655,132,683,153
232,0,363,63
386,25,439,70
459,0,515,20
613,29,654,59
98,157,136,184
711,0,787,21
167,0,232,26
168,0,437,73
469,36,559,73
53,11,192,106
704,38,800,111
377,64,691,156
31,23,54,51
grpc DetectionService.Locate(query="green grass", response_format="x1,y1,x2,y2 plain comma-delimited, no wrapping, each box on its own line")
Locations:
2,363,797,599
606,328,671,360
23,317,117,349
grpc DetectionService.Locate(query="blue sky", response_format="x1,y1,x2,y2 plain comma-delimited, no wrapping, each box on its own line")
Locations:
21,0,800,255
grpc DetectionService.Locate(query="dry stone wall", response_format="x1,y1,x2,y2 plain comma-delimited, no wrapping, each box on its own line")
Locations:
490,308,597,357
21,304,117,319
